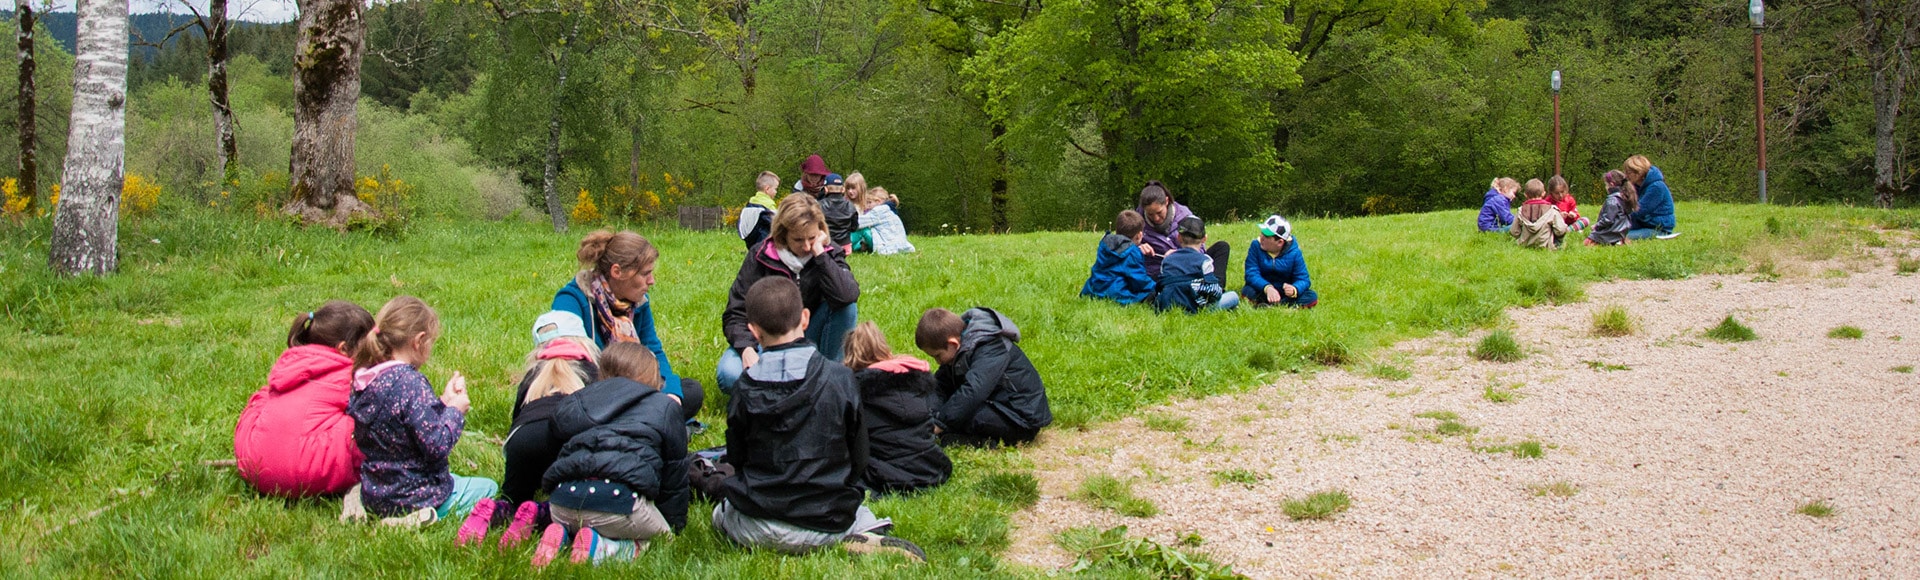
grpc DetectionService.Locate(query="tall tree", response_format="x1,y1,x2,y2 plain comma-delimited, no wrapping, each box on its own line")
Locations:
919,0,1038,231
47,0,127,275
138,0,241,180
1859,0,1920,208
14,0,35,212
285,0,371,227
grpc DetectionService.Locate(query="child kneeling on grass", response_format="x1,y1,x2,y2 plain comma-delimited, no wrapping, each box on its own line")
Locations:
235,301,375,498
1242,215,1318,309
1080,209,1156,305
1154,217,1239,313
342,296,497,527
1511,178,1568,250
844,322,952,494
528,342,690,567
713,277,926,561
916,307,1052,447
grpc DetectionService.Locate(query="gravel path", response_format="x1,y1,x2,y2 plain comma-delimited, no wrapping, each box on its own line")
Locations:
1007,267,1920,578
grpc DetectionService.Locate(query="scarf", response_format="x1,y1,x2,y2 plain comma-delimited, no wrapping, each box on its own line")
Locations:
776,247,810,273
585,273,641,345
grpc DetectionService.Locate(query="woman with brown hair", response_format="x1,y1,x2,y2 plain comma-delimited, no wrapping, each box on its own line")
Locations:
550,230,704,421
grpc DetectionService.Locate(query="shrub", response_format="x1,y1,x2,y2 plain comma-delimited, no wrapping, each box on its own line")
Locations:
1474,331,1525,362
1827,326,1864,340
1283,490,1351,521
1,177,28,216
1075,475,1159,518
120,173,163,217
1705,316,1758,342
569,188,602,224
349,165,417,239
1591,306,1636,337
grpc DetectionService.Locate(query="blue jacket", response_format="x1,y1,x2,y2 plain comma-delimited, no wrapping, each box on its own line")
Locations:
1154,247,1225,314
1629,166,1676,230
1244,239,1317,303
1080,233,1156,305
552,279,684,399
1477,188,1513,232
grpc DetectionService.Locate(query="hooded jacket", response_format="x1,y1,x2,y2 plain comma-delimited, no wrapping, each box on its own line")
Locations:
543,377,691,531
1135,200,1195,278
856,203,915,255
500,355,598,504
934,308,1052,433
1478,188,1514,232
721,240,860,351
1511,199,1569,249
854,357,952,494
819,194,861,247
720,341,869,532
1244,238,1316,303
1080,233,1156,305
1587,190,1633,245
347,362,464,516
739,191,778,248
1154,247,1226,314
234,344,364,497
551,280,685,399
1629,166,1676,231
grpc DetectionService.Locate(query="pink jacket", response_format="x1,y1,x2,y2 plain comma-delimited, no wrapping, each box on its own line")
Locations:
234,344,364,496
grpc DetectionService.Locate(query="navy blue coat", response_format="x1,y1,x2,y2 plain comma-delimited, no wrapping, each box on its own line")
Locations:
1080,233,1156,305
1243,239,1317,304
1629,166,1676,231
1154,247,1226,314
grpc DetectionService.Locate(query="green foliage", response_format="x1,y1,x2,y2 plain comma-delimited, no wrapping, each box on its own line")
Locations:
1892,365,1914,374
1474,330,1525,362
1075,475,1159,518
1517,275,1582,305
1282,490,1352,521
1897,256,1919,275
1301,337,1354,367
1591,305,1636,337
1528,481,1580,497
1510,440,1545,459
1056,526,1247,580
1828,326,1864,340
1483,384,1519,403
1706,316,1758,342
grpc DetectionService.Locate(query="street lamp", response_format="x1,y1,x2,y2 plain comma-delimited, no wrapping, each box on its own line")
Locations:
1750,0,1767,204
1551,70,1562,178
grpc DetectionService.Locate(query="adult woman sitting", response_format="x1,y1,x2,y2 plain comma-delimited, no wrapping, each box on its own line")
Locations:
1622,155,1679,240
551,230,704,421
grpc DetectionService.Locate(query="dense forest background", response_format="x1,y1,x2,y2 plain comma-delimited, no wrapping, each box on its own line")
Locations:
3,0,1915,233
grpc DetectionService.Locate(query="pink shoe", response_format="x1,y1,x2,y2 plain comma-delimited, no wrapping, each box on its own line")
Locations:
570,527,599,564
531,523,568,568
455,498,497,547
498,501,541,549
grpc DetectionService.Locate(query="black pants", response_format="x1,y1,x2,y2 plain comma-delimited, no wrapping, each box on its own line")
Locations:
1205,241,1231,277
679,378,705,421
940,406,1039,448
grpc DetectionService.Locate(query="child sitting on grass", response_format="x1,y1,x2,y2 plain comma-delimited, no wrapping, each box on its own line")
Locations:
1154,217,1239,313
853,186,914,255
1510,178,1568,250
1547,175,1588,232
235,300,374,498
916,307,1052,447
1080,209,1155,305
1478,177,1519,232
529,342,690,567
843,322,952,494
342,296,497,527
818,173,860,253
458,312,600,548
713,278,926,561
1242,215,1318,309
1586,170,1638,246
738,171,781,249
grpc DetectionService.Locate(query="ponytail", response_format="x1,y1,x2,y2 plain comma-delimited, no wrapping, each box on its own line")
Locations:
576,230,658,279
353,296,441,370
289,300,375,352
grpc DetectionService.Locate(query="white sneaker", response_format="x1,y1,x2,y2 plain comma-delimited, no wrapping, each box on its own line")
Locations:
1655,231,1682,240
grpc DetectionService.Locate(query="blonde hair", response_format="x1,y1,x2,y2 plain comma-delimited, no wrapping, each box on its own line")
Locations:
520,336,600,404
756,171,780,192
1523,179,1546,200
843,322,894,371
600,342,663,390
1493,177,1520,195
845,172,868,200
866,186,890,207
770,193,826,251
1621,155,1652,182
353,296,441,370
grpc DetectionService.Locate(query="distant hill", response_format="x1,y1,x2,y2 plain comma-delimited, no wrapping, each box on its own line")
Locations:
0,11,281,57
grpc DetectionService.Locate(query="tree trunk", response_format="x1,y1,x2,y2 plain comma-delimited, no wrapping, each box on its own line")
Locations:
47,0,127,276
989,122,1008,232
285,0,370,227
539,31,575,234
628,117,642,195
207,0,238,180
15,0,36,212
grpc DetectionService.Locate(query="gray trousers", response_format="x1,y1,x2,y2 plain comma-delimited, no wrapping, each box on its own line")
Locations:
551,498,671,541
710,500,891,554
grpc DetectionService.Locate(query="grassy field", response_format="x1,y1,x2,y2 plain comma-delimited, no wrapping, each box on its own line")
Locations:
0,203,1909,577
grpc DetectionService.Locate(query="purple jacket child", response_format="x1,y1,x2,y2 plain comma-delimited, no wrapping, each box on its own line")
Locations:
1477,188,1514,232
348,362,464,517
1136,200,1195,278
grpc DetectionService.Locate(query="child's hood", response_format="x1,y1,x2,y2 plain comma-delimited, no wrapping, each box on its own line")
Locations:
868,355,931,374
960,307,1020,352
1099,232,1135,254
554,377,663,431
735,343,830,432
747,191,778,209
268,344,354,393
1485,188,1509,203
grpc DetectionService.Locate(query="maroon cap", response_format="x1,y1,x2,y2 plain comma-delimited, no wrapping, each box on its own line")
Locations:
801,154,829,177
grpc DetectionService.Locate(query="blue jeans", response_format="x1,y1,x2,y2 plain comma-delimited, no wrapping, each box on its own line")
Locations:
1213,292,1240,311
1626,226,1671,240
717,301,858,393
436,474,499,519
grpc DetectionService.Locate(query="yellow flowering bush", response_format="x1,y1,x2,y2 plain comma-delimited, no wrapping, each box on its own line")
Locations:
570,188,602,224
349,165,416,239
1,178,26,217
121,173,162,216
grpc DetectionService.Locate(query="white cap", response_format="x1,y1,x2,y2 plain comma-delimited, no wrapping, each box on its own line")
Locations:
532,311,588,347
1260,215,1294,242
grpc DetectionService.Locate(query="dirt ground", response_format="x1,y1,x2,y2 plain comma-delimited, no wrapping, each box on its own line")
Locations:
1007,262,1920,577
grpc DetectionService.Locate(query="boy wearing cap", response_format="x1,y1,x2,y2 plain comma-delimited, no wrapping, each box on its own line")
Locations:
1242,215,1318,309
817,173,860,252
1154,217,1240,314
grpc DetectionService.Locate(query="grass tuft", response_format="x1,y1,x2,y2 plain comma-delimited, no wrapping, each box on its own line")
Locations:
1246,349,1280,371
1528,481,1580,497
1413,410,1458,421
1301,338,1353,367
978,472,1041,508
1898,256,1919,275
1591,306,1636,337
1056,526,1246,579
1210,469,1267,488
1075,475,1160,518
1895,365,1915,374
1796,499,1835,518
1510,440,1545,459
1483,384,1519,403
1473,330,1525,362
1282,490,1352,521
1827,325,1864,340
1705,316,1758,342
1366,361,1412,381
1144,413,1190,433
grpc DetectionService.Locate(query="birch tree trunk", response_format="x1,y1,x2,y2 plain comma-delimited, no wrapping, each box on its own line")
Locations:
539,29,576,234
207,0,238,180
285,0,370,227
47,0,127,276
15,0,36,212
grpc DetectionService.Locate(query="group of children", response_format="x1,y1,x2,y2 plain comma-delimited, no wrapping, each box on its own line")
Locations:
1081,182,1317,313
234,193,1052,567
739,154,915,256
1478,155,1680,248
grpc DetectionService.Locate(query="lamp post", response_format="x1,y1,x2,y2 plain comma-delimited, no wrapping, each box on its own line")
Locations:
1750,0,1767,204
1551,70,1562,178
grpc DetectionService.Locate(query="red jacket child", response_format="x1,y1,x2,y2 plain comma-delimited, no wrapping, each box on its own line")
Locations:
235,344,365,496
1553,193,1582,226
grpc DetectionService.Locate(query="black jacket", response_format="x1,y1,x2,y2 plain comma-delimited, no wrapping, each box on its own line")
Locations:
720,341,868,532
501,395,565,504
934,308,1053,433
721,240,860,350
542,377,691,531
819,193,860,247
855,365,953,494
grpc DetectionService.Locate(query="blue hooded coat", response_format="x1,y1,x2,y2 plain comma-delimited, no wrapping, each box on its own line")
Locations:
1477,188,1513,232
1154,247,1226,314
1629,166,1676,231
1242,238,1317,305
1080,233,1156,305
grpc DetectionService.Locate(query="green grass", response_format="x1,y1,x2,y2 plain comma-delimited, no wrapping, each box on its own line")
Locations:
1143,413,1190,433
1827,325,1864,339
1473,330,1525,362
1897,256,1919,274
1483,384,1520,403
1527,481,1580,497
1706,316,1759,342
1300,337,1353,367
1055,526,1245,579
1365,361,1412,381
1591,305,1636,337
978,472,1041,509
1210,469,1267,488
1282,490,1352,521
1895,365,1915,374
1796,500,1835,518
1074,475,1159,518
0,202,1903,575
1510,440,1545,459
1583,359,1631,372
